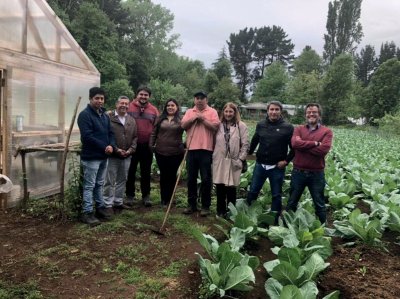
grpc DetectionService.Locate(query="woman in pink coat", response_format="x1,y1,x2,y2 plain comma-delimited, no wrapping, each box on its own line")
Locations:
212,102,249,217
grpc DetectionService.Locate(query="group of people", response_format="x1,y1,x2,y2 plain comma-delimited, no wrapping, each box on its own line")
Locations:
77,86,333,226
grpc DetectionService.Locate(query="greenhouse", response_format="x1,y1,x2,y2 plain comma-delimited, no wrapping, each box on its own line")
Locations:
0,0,100,207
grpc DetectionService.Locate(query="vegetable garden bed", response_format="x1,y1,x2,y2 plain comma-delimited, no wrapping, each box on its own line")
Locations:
1,128,400,298
0,198,399,298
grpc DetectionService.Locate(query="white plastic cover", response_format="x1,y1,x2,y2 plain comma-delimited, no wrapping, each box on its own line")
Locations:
0,175,13,193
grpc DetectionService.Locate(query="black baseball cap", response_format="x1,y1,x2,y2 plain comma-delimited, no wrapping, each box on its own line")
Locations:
194,91,207,98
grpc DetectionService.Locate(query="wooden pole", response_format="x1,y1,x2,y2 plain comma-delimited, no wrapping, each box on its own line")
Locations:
158,122,198,234
21,151,28,209
59,97,81,210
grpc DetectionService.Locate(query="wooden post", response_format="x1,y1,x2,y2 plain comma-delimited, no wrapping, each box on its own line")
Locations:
0,194,6,210
21,151,28,208
59,97,81,211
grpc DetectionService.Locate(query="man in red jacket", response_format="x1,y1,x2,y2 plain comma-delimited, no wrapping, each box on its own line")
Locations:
286,103,333,224
126,86,159,207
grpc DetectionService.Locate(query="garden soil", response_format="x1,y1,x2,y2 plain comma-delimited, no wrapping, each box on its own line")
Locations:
1,201,399,298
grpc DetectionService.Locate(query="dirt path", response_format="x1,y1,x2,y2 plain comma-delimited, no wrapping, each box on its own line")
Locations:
1,207,399,298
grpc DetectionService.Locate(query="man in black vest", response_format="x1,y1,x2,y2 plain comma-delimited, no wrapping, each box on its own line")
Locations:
246,101,294,223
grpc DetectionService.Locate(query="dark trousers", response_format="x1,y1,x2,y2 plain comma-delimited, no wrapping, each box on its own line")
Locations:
186,150,212,210
126,143,153,198
215,184,236,215
155,152,184,204
286,169,326,223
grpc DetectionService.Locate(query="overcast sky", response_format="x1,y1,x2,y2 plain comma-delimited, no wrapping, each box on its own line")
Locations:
152,0,400,67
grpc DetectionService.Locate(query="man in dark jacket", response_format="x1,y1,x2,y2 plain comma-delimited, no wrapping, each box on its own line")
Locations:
78,87,116,225
104,96,137,213
247,101,294,222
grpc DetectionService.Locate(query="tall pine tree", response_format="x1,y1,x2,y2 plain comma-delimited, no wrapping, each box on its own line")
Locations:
227,27,256,100
253,25,294,78
323,0,363,64
379,41,399,64
355,45,377,86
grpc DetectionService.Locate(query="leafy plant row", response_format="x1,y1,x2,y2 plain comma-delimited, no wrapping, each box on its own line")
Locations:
194,128,400,297
265,208,338,299
324,129,400,247
194,198,339,298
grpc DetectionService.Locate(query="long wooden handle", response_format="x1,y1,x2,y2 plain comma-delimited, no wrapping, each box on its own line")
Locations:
159,121,198,232
60,96,82,202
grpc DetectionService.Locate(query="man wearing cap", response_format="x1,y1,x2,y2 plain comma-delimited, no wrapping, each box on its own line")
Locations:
126,86,159,207
246,100,294,224
181,91,220,216
78,87,116,226
286,103,333,224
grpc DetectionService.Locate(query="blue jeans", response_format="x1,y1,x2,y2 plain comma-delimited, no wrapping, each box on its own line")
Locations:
186,150,212,209
286,169,326,223
247,163,285,215
81,159,108,214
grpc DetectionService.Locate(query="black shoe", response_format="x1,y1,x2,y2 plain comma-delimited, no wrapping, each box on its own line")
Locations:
200,208,211,217
143,195,152,207
113,204,127,214
217,213,227,219
182,207,198,215
125,195,136,207
124,201,134,207
80,213,100,226
113,205,123,214
96,207,112,220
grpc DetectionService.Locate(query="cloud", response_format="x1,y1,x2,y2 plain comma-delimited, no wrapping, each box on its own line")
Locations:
155,0,400,66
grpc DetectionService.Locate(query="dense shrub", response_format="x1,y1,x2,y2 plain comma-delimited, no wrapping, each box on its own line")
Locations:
375,112,400,136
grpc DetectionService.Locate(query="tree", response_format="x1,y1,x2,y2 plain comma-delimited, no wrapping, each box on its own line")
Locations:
47,0,81,21
96,0,129,33
378,41,399,65
211,47,232,80
121,0,179,88
47,0,72,27
251,62,289,103
253,25,294,77
122,0,178,49
149,47,180,82
366,58,400,119
321,54,355,124
102,79,134,110
323,0,363,64
204,72,219,94
292,46,322,75
70,2,127,85
174,60,206,98
355,45,377,86
285,71,323,105
208,77,241,111
351,80,369,118
149,78,188,109
227,27,256,100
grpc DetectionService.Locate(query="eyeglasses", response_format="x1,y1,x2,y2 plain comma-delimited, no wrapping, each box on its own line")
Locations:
306,111,319,115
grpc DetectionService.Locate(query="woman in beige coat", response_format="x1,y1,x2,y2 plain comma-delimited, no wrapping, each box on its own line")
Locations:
212,102,249,217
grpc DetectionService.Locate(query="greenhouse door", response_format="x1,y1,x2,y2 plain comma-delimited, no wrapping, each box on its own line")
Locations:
0,69,4,174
